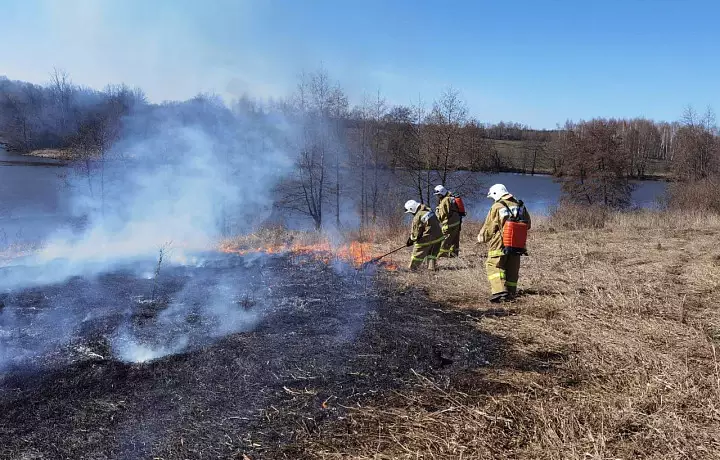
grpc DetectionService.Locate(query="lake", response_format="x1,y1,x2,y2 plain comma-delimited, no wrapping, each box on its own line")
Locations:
0,149,70,245
461,172,667,219
0,148,668,244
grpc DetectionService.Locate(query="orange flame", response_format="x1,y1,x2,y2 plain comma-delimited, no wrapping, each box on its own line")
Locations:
218,238,399,270
0,239,400,271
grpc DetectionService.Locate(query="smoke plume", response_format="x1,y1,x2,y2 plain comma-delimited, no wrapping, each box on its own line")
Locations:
0,96,301,366
2,96,295,290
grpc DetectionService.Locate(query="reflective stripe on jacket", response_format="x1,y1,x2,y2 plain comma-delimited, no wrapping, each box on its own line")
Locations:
435,194,462,232
411,204,444,246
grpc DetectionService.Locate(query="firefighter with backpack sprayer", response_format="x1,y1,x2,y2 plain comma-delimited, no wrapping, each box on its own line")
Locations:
433,185,465,258
404,199,444,271
477,184,531,302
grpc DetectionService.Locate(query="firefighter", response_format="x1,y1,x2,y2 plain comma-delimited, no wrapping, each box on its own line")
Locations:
477,184,531,302
433,185,462,258
404,199,444,271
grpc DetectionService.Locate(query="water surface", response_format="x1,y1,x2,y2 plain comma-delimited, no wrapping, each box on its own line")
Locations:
0,150,668,244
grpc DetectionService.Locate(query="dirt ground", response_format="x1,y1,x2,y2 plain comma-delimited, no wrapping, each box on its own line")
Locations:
2,212,720,459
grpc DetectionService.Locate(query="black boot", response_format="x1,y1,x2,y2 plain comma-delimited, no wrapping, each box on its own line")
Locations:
489,291,509,303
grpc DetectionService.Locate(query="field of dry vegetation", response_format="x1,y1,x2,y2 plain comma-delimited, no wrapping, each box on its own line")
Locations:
3,211,720,459
302,211,720,459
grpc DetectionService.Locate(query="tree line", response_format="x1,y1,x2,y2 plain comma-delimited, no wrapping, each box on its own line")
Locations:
2,69,720,230
550,108,719,208
0,70,146,157
0,69,554,230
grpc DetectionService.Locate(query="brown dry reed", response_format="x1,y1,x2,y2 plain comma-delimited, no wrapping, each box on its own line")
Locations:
304,210,720,459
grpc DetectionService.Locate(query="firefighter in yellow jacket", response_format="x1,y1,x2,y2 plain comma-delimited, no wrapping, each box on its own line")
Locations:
477,184,531,302
404,199,444,271
433,185,462,258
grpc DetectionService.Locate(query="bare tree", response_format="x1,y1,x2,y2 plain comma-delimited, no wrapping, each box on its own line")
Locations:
527,133,546,176
368,90,387,224
0,81,47,152
555,119,635,208
349,91,390,228
672,106,719,181
0,91,32,152
462,119,497,171
548,120,575,175
328,86,348,228
68,83,142,215
620,118,661,178
348,97,370,228
49,68,76,137
278,68,347,230
398,95,430,204
426,87,468,189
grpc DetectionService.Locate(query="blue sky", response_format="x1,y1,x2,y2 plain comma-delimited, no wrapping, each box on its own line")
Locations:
1,0,718,129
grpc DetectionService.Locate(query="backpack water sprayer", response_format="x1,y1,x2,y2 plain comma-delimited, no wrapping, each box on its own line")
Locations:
451,195,466,217
500,199,528,255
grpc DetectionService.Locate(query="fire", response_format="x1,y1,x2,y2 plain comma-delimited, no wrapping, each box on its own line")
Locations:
218,238,399,271
0,237,401,271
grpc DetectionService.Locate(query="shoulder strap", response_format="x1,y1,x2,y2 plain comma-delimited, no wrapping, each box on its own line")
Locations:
499,199,512,213
499,200,519,221
510,199,529,222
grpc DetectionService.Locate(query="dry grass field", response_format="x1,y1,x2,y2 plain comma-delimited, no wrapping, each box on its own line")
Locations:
313,211,720,459
2,211,719,459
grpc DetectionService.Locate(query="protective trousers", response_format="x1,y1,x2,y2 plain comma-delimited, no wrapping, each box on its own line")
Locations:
438,222,461,258
410,237,443,270
485,252,521,295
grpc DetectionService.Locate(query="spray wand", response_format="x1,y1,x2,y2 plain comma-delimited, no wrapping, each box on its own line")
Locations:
361,245,408,268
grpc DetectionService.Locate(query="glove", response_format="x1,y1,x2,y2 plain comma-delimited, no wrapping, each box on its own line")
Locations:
406,237,414,247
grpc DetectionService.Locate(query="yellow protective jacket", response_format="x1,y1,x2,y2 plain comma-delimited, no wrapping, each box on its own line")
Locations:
411,204,443,246
435,194,462,233
478,195,531,257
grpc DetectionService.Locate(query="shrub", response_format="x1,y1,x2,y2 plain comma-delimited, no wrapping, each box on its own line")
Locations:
664,177,720,213
547,202,610,229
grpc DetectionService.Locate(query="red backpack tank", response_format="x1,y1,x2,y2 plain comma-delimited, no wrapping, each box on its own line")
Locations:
500,199,528,255
451,195,466,217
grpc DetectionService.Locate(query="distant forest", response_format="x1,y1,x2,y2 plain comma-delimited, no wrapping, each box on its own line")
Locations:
2,69,719,225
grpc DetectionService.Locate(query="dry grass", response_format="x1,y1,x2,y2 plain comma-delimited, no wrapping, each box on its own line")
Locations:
664,178,720,213
3,210,718,458
220,225,324,250
25,148,74,160
319,211,720,459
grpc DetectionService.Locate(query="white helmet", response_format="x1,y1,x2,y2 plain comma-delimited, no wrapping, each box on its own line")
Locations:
404,199,421,214
433,185,448,196
487,184,509,201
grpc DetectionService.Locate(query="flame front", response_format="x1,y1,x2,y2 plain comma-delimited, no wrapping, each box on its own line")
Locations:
218,239,398,270
0,238,400,271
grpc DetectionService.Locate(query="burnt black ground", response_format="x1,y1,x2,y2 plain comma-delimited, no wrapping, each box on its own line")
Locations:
0,254,507,459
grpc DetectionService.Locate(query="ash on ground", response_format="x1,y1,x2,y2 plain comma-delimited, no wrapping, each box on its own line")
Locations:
0,252,371,369
0,252,500,459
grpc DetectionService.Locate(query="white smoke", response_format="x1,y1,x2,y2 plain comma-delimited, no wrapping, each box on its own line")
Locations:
0,98,295,291
113,336,190,364
111,267,264,363
0,97,302,367
0,87,378,368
